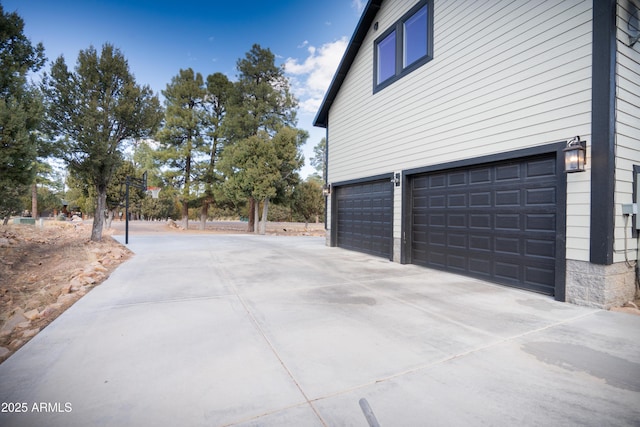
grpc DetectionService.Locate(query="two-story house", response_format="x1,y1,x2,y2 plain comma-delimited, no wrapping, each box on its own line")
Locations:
314,0,640,308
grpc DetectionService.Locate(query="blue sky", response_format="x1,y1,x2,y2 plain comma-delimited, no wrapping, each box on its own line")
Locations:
4,0,366,177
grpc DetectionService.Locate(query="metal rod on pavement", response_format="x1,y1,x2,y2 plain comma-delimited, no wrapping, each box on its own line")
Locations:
359,398,381,427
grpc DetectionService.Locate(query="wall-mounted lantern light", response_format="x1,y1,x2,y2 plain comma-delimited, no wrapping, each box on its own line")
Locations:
322,183,331,196
564,136,587,173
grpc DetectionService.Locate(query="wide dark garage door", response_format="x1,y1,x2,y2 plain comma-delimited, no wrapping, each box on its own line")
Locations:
410,154,558,295
335,179,393,259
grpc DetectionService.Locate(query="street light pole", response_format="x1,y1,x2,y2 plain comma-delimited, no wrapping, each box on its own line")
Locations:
125,171,147,245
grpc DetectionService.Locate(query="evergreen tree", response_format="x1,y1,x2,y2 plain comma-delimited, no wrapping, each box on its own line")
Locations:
310,137,326,181
156,68,207,229
197,72,233,229
221,44,302,233
0,5,46,223
42,43,162,241
292,178,324,227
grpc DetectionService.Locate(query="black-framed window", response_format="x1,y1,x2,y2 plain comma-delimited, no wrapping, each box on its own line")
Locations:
374,0,433,92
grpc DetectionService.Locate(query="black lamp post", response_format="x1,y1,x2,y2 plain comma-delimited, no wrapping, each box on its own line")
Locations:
125,171,147,244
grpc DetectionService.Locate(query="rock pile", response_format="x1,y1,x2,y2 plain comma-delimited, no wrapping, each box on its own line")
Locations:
167,219,184,230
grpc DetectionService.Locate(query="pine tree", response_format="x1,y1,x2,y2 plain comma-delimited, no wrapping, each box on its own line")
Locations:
197,72,233,229
42,44,162,241
156,68,207,229
221,44,303,233
0,5,46,223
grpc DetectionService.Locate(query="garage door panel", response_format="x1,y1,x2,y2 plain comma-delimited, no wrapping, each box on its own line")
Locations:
448,254,467,270
469,235,491,251
429,214,446,227
469,256,491,276
526,187,556,205
496,190,520,206
526,214,555,231
448,194,466,207
448,214,466,227
410,153,558,295
429,231,445,246
469,168,491,183
448,172,467,186
470,214,491,229
527,158,556,177
496,214,520,230
470,192,491,207
335,179,393,259
525,239,555,258
448,233,467,248
496,164,521,181
495,237,520,255
525,266,555,287
429,195,445,207
495,262,521,281
430,252,446,267
430,175,446,188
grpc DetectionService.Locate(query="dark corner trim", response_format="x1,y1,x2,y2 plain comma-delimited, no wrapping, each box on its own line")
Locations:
633,165,640,238
324,128,329,230
590,0,617,265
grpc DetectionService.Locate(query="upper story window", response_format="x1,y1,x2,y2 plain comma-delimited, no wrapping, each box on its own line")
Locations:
377,31,396,83
374,0,433,92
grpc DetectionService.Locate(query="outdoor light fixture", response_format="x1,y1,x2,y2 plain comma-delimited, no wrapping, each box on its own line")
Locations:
322,183,331,196
564,136,587,173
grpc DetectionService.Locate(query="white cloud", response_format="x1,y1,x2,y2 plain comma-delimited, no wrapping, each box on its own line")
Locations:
352,0,366,14
284,37,348,115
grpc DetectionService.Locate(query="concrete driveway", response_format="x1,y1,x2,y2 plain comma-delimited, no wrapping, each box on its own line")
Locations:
1,233,639,426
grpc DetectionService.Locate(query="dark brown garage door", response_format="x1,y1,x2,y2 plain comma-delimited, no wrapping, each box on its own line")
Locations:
410,154,558,295
335,179,393,259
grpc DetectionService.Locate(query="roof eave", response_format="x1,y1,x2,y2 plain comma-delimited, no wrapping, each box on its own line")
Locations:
313,0,382,128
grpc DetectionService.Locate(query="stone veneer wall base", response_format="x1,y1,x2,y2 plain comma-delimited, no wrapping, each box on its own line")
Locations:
566,260,638,308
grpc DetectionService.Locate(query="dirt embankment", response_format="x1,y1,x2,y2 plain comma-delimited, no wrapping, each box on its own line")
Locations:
0,221,131,363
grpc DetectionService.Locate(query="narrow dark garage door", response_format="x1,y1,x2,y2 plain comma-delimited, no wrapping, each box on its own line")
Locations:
335,179,393,259
410,154,558,295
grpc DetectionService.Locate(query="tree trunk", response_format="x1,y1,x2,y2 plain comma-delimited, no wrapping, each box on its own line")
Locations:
200,200,209,230
182,200,189,230
31,183,38,219
248,197,255,232
260,198,269,235
254,198,260,234
91,190,107,242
